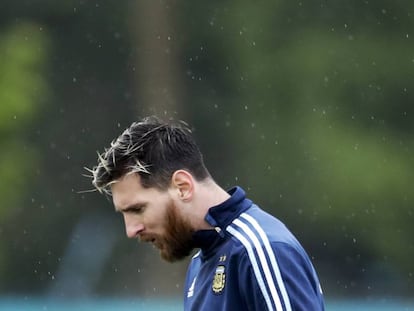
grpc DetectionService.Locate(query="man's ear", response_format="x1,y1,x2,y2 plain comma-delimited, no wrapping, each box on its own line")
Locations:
171,170,194,201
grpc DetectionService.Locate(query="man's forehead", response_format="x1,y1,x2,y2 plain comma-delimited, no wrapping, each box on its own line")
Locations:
110,174,141,207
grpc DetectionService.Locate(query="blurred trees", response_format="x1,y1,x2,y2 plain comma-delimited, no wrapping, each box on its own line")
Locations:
176,0,414,296
0,0,413,299
0,0,135,295
0,21,50,281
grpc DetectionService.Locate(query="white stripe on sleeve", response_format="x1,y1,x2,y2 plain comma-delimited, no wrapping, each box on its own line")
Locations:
232,218,284,311
226,226,274,311
241,213,292,311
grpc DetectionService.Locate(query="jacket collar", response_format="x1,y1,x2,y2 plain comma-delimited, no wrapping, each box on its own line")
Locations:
191,186,252,257
205,186,252,230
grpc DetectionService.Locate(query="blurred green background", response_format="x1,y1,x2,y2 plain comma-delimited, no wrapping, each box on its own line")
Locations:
0,0,413,306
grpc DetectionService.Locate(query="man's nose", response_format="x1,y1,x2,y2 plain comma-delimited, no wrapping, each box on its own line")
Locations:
124,216,144,238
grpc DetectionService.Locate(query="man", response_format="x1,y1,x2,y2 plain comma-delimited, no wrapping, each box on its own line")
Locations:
90,116,325,310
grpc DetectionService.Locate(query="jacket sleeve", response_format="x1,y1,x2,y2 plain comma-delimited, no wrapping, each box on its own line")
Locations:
237,242,324,311
237,250,270,310
273,242,324,310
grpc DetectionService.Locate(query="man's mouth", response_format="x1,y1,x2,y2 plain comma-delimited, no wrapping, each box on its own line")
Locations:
153,239,163,249
139,235,164,250
143,237,160,246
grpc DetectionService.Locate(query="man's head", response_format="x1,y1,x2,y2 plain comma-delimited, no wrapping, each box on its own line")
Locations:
91,116,210,194
90,116,211,262
109,172,197,262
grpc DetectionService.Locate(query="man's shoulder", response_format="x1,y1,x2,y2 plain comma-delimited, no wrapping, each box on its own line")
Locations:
226,204,300,250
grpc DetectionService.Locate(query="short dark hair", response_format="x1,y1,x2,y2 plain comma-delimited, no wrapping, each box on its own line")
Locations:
90,116,210,194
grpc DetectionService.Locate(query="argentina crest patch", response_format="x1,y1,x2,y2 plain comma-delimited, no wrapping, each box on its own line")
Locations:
212,265,226,294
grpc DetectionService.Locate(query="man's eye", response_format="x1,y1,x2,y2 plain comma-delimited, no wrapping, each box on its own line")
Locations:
132,205,145,214
123,205,145,214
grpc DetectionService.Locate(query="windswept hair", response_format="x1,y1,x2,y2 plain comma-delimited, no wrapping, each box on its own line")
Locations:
89,116,210,195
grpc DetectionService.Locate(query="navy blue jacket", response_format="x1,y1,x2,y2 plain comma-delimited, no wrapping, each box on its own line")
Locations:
184,187,325,311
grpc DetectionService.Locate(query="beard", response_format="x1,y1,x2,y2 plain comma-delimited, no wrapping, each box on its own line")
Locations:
154,201,196,263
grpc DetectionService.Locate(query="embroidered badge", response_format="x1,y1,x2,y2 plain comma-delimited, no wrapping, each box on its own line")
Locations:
212,265,226,294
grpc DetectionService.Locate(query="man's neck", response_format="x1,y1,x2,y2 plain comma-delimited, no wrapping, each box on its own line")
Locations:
191,179,230,230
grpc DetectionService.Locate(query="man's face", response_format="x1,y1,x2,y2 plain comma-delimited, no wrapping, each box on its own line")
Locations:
111,173,195,262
